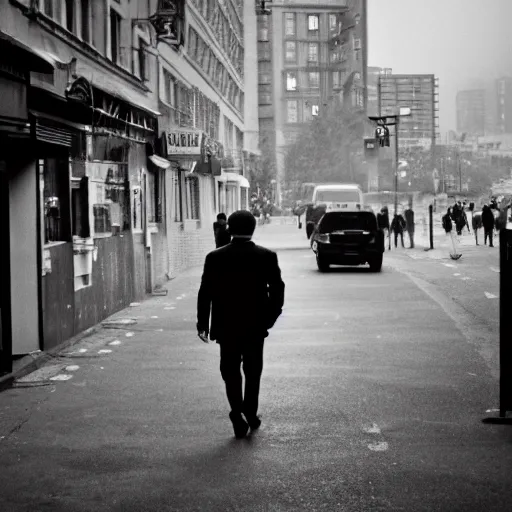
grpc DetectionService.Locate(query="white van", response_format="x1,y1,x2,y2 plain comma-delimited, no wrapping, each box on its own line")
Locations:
311,184,364,211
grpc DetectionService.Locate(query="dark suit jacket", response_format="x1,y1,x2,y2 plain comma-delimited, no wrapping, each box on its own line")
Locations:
197,240,285,343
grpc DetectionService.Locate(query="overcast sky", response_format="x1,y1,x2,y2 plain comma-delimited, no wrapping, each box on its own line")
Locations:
368,0,512,136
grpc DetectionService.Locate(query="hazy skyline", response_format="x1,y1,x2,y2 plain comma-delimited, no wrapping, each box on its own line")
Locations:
368,0,512,137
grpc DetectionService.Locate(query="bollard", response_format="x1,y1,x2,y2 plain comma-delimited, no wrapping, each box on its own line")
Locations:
483,225,512,424
429,204,434,250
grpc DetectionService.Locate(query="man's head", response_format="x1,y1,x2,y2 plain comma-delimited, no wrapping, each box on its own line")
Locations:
217,213,227,225
228,210,257,239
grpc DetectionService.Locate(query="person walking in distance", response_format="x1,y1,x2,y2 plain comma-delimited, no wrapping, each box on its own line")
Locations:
404,204,415,249
442,207,461,259
213,213,231,248
197,210,285,439
481,204,495,247
377,206,390,250
390,212,406,249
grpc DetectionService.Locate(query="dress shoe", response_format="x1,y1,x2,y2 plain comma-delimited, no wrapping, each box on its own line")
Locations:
229,412,249,439
244,414,262,430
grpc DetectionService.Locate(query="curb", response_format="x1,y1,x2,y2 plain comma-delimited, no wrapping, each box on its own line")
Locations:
0,324,103,393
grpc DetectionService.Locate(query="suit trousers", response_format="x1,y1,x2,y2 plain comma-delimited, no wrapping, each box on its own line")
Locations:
219,340,264,419
484,228,494,246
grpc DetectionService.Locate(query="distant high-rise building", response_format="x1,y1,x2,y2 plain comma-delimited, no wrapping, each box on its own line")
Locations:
496,77,512,134
256,0,368,203
456,89,486,136
378,74,439,148
367,66,392,116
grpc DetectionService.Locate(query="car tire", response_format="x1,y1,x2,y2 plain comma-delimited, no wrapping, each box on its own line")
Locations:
369,254,383,272
317,255,330,272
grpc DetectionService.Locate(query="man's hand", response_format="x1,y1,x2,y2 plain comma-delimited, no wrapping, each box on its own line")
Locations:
198,331,210,343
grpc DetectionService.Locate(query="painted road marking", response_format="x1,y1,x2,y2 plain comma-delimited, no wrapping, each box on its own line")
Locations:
453,273,461,276
376,335,381,339
164,307,176,310
151,316,159,319
176,297,183,300
109,340,122,346
98,349,112,354
50,374,73,381
443,263,457,268
65,365,80,372
460,277,471,281
78,348,88,353
484,292,498,299
490,267,500,273
368,442,388,452
125,332,134,337
363,423,381,434
129,302,141,307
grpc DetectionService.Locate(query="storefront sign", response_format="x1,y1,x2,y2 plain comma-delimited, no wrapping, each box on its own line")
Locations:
164,130,203,156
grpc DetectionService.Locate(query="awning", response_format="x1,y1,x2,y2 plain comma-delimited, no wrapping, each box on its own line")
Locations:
224,172,250,188
0,31,56,74
90,79,161,118
149,154,171,169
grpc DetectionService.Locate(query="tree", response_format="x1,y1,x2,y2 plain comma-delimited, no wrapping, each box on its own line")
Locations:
284,104,370,199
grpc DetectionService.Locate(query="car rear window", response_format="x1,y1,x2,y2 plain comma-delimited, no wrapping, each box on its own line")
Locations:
319,212,378,233
315,190,361,202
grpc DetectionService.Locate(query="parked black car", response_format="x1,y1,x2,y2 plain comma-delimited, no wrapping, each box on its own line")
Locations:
310,210,385,272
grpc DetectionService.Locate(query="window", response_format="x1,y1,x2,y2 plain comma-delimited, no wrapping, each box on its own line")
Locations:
333,71,340,88
329,14,337,30
81,0,91,42
185,175,200,220
110,9,121,64
259,84,272,105
284,13,296,36
285,41,296,62
312,104,319,116
65,0,75,32
172,171,183,222
309,72,320,89
188,27,197,57
147,170,162,223
303,102,312,122
71,177,90,238
91,163,130,235
286,72,297,91
287,100,298,123
308,43,319,62
40,156,71,244
308,15,319,31
137,38,149,81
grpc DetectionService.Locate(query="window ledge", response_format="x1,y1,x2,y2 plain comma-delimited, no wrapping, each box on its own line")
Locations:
44,241,69,248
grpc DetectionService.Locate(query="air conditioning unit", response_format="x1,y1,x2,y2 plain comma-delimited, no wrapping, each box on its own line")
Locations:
353,38,361,50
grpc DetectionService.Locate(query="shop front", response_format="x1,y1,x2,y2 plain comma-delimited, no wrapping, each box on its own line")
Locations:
0,32,58,374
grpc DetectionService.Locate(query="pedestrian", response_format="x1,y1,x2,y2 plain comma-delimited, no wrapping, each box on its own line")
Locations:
213,213,231,248
471,210,482,245
442,207,462,259
197,210,285,439
377,206,390,250
390,212,406,248
404,205,415,249
481,204,495,247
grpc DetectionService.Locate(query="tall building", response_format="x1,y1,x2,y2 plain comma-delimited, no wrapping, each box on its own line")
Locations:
496,76,512,134
456,89,486,136
256,0,367,203
379,74,439,149
367,66,392,116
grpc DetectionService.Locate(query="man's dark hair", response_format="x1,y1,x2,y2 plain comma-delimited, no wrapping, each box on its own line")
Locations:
228,210,257,236
217,213,227,221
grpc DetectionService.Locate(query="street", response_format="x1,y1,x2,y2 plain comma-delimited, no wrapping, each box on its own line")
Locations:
0,224,510,512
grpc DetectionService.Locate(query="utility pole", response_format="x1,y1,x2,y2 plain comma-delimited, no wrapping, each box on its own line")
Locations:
394,118,400,215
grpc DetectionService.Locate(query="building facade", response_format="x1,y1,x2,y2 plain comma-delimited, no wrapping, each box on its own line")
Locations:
496,76,512,135
456,89,486,137
256,0,367,204
367,66,391,116
0,0,254,374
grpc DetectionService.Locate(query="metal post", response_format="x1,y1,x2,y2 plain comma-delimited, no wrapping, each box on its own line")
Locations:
394,118,399,215
429,204,434,250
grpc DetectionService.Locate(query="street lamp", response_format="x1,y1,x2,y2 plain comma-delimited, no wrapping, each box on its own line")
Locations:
369,107,412,215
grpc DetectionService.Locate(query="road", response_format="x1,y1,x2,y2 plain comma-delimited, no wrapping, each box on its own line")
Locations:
0,226,510,512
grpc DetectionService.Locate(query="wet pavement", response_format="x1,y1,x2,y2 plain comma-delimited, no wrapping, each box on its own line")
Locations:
0,226,511,512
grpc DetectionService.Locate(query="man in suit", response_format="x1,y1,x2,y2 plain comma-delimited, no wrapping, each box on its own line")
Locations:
197,210,285,439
